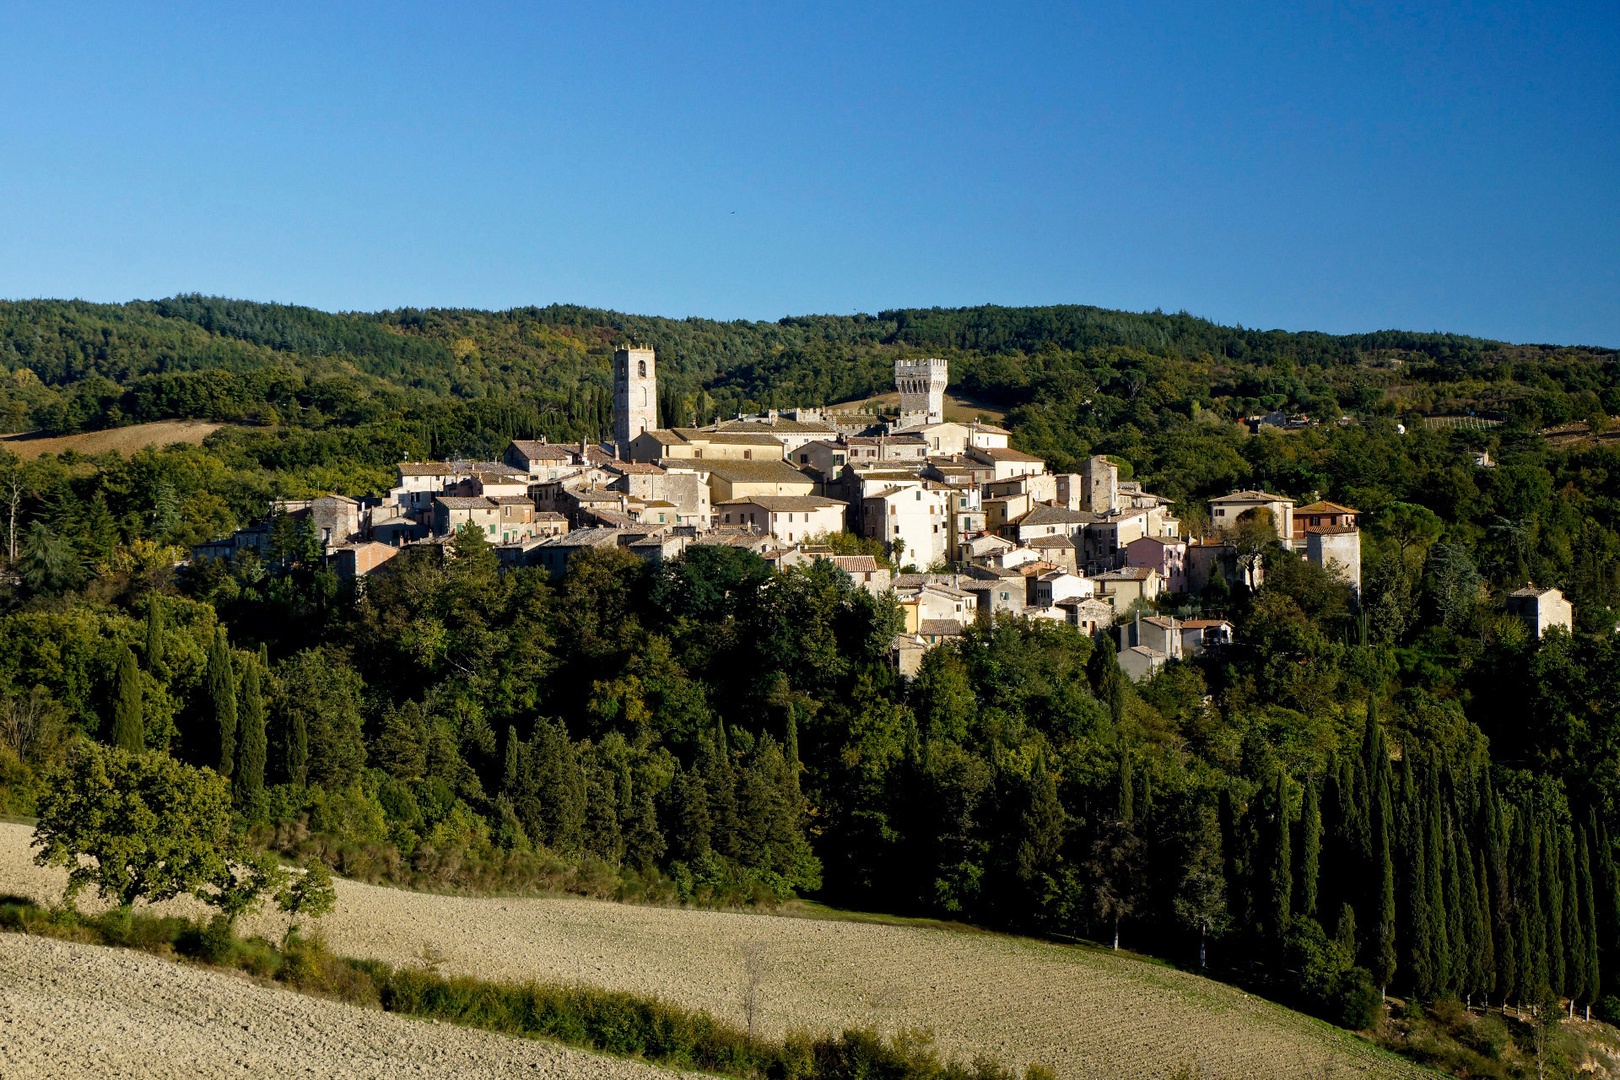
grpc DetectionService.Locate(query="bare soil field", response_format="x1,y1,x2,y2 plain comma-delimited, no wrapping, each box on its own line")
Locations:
0,824,1427,1080
0,420,225,459
0,932,698,1080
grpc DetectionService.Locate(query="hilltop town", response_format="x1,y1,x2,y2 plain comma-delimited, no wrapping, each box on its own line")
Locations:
189,346,1464,680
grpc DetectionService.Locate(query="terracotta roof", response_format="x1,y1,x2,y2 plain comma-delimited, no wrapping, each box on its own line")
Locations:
973,447,1044,462
1212,489,1294,504
716,495,845,511
919,620,966,637
699,460,816,485
828,555,881,573
1028,534,1077,549
1092,567,1158,581
508,440,575,461
1019,505,1096,526
434,496,494,509
1295,500,1360,515
607,461,667,475
1304,525,1359,536
398,462,454,476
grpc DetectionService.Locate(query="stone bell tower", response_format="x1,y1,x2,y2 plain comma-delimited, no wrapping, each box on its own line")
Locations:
613,345,658,458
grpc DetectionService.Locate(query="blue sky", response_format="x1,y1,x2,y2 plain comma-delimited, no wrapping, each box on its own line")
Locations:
1,2,1616,344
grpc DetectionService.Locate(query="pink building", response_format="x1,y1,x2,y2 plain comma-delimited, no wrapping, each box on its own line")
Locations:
1125,535,1188,594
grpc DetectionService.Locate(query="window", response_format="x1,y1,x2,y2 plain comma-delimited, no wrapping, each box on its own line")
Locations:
744,450,753,460
637,359,646,377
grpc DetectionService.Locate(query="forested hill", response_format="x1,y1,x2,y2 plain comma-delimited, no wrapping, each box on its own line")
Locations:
1,297,1615,459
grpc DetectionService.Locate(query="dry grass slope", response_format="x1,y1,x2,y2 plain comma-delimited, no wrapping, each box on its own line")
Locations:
0,824,1430,1080
0,420,224,460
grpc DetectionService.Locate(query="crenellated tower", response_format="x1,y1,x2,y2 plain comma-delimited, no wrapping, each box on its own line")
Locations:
894,357,947,427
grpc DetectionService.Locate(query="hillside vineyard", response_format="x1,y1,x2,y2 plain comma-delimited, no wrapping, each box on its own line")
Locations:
4,298,1620,1070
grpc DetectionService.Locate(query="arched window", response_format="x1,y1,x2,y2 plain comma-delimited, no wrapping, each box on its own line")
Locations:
638,359,647,378
639,386,648,407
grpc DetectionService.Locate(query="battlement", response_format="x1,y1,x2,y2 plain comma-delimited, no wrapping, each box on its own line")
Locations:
894,358,948,427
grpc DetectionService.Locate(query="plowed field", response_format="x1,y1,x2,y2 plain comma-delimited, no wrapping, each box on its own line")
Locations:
0,823,1428,1079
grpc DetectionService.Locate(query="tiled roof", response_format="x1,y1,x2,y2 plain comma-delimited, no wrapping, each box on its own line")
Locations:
716,495,846,512
1028,534,1077,549
1019,505,1097,526
712,419,840,435
1295,500,1360,515
508,440,575,461
434,496,494,509
1092,567,1158,581
828,555,881,573
919,620,966,637
973,447,1043,462
700,460,816,484
1212,489,1294,504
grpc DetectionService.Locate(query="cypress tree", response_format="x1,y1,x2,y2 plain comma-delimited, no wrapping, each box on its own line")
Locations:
1267,769,1292,936
1476,859,1497,1004
1579,826,1601,1005
111,646,144,751
1443,801,1464,997
1400,757,1432,996
784,712,801,801
1423,766,1448,995
234,658,266,804
1358,696,1382,864
1521,813,1549,999
1560,824,1581,1003
207,628,238,778
1484,776,1515,1004
1457,834,1484,1002
1299,778,1321,921
286,707,309,787
1543,819,1566,995
143,600,166,668
502,725,521,794
1600,820,1620,998
1117,750,1135,823
1372,766,1398,993
1321,757,1347,919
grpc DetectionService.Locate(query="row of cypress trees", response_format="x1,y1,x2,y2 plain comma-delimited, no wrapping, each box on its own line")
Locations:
1248,698,1619,1007
111,605,268,808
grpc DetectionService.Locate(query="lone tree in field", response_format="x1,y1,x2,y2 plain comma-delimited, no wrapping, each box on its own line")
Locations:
33,741,284,920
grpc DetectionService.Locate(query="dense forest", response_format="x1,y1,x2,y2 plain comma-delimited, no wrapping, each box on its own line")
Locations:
3,296,1620,1073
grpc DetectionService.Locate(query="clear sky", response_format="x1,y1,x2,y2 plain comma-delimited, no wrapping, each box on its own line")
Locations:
1,2,1616,345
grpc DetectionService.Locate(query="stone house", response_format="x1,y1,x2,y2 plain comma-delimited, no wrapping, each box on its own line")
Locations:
1210,490,1295,547
1506,586,1574,638
714,495,848,543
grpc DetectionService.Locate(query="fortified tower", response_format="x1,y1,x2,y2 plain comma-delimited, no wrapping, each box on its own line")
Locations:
894,357,947,428
613,345,658,458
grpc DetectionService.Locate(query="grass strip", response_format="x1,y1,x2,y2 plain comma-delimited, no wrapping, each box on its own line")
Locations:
0,896,1052,1080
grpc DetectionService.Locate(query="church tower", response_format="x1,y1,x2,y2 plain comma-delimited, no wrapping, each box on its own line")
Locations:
613,345,658,458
